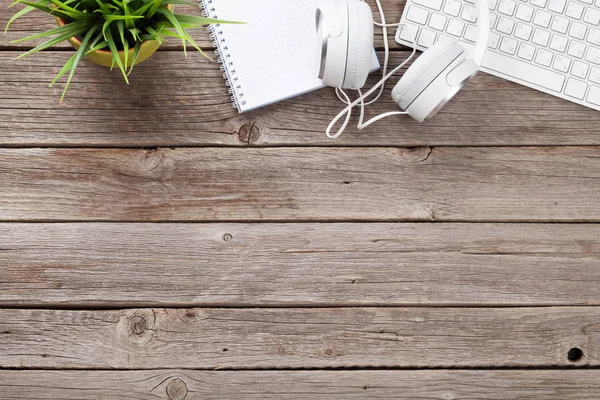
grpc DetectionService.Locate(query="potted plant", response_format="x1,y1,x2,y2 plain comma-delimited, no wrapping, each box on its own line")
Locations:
5,0,235,100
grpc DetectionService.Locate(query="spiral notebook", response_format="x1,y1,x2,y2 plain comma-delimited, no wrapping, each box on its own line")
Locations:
201,0,380,112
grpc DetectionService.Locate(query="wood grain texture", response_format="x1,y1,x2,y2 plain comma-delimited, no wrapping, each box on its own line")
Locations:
1,147,599,222
1,369,600,399
0,0,403,49
2,223,600,307
0,307,598,368
2,51,600,147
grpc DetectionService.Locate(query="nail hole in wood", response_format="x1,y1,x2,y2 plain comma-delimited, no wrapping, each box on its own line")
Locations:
222,348,228,352
223,233,233,242
568,347,583,362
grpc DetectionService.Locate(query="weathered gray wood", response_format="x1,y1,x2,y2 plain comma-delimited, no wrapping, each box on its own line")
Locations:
1,147,599,221
2,223,600,307
0,0,404,49
1,369,599,399
0,307,597,368
2,51,600,147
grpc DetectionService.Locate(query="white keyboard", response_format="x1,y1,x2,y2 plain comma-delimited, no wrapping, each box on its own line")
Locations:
396,0,600,111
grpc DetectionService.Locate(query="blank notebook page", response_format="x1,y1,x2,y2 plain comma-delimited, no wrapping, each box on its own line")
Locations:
202,0,379,112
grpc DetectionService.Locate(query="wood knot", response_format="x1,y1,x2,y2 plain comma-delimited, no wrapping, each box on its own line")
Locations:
238,122,260,144
392,147,433,163
119,310,156,345
128,316,146,335
325,348,334,357
142,148,167,171
166,378,188,400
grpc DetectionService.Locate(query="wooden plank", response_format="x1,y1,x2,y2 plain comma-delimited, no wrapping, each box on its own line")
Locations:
2,51,599,147
0,0,403,49
2,223,600,307
1,369,600,399
0,307,598,368
1,147,599,222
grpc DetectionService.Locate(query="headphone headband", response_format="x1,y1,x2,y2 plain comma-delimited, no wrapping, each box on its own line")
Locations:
447,0,490,85
472,0,491,66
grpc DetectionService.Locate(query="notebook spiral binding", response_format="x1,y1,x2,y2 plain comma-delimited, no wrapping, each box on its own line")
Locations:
201,0,244,111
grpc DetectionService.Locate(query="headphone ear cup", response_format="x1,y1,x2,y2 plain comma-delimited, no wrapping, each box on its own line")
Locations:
392,41,466,112
342,0,374,90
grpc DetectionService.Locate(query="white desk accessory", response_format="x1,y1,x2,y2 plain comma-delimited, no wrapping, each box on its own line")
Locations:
201,0,379,112
317,0,490,138
397,0,600,112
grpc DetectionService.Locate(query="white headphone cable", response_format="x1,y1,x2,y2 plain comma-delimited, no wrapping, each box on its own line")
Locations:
327,18,417,139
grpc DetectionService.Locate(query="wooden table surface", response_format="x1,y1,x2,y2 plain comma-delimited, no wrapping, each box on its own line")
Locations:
2,0,600,398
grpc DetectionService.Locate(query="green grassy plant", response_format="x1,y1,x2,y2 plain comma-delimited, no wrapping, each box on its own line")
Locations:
5,0,237,100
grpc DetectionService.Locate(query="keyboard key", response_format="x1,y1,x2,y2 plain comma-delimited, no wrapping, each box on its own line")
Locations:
547,0,566,12
549,34,568,52
569,21,587,40
530,0,547,7
413,0,444,11
446,19,465,36
571,60,590,78
589,66,600,82
535,48,554,66
553,54,571,71
568,40,586,58
484,50,566,91
443,0,462,16
550,15,570,34
565,2,584,19
588,28,600,45
487,31,501,48
517,42,536,60
580,0,593,4
516,3,534,20
489,0,499,9
515,22,533,40
464,25,479,42
500,36,519,54
461,4,478,22
564,77,588,99
498,0,517,15
532,28,551,45
533,10,551,28
398,24,419,42
489,12,498,28
436,34,456,45
406,5,430,24
428,13,447,30
497,16,516,33
418,28,437,47
587,85,600,105
584,7,600,26
585,46,600,63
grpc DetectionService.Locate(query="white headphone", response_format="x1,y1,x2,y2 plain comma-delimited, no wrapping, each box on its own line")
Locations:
317,0,490,137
